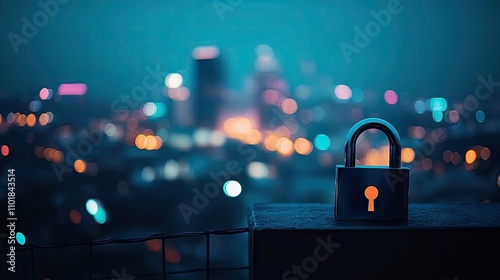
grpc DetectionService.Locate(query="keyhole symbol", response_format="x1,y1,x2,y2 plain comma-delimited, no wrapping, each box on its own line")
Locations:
364,186,379,212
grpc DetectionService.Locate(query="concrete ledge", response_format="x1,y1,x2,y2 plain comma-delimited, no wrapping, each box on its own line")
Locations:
249,203,500,280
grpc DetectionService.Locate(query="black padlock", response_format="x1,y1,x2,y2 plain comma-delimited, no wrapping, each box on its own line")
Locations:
335,118,410,222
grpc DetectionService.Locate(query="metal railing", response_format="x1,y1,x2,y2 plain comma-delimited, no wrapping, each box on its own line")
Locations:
0,227,249,280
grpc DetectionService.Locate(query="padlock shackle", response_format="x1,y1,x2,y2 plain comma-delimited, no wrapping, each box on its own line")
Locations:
345,118,402,168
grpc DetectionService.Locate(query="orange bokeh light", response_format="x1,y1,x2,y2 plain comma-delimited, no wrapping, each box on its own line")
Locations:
26,114,36,127
294,138,313,155
1,145,9,156
465,150,476,164
276,137,294,156
264,135,279,151
74,159,87,173
280,98,298,115
401,148,415,163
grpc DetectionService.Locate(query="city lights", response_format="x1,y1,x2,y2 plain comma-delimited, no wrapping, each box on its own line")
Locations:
165,73,183,89
74,159,87,173
39,87,51,100
401,148,415,163
384,90,398,105
1,145,9,156
58,83,87,95
86,199,99,215
294,138,313,155
135,134,163,150
16,232,26,245
280,98,298,114
314,134,330,151
334,84,352,101
276,137,294,156
247,162,269,179
223,180,242,197
465,150,477,164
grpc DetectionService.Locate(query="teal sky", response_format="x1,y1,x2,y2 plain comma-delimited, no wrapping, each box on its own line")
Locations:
1,0,499,102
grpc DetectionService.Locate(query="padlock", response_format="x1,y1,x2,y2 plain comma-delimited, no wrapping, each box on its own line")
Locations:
335,118,410,222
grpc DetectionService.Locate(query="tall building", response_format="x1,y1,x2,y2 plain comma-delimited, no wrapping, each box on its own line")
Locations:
191,46,226,129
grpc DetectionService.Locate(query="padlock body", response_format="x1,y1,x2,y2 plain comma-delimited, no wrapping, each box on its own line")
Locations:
335,165,409,222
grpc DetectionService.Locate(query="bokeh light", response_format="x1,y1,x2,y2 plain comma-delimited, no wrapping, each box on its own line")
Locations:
247,162,269,179
223,180,242,197
39,88,51,100
39,113,49,126
448,110,459,123
408,126,425,139
414,99,426,114
422,158,433,171
443,150,452,163
465,150,477,164
74,159,87,173
146,239,162,252
165,246,181,264
29,100,42,112
262,89,281,105
429,97,448,111
143,102,157,116
141,166,155,182
165,73,183,89
475,110,486,123
167,87,191,101
264,135,278,152
432,109,443,122
93,208,107,224
70,209,82,224
26,114,36,127
384,90,398,105
276,137,294,156
1,145,9,156
294,138,313,155
16,232,26,245
334,85,352,100
401,148,415,163
480,147,490,160
163,160,179,180
451,152,461,165
314,134,330,151
86,199,99,215
280,98,298,115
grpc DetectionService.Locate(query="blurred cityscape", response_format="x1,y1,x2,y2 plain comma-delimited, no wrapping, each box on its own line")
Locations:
1,0,499,279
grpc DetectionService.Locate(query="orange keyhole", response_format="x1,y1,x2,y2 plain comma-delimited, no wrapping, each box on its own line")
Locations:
364,186,379,212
